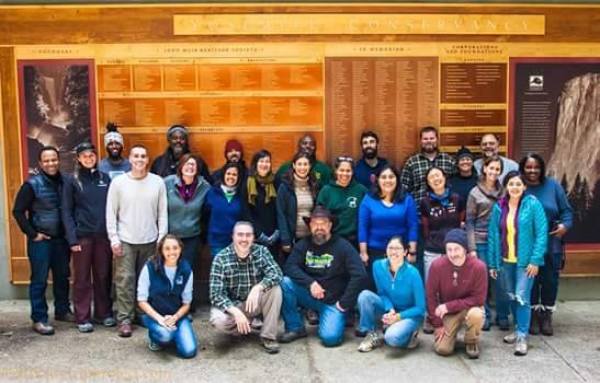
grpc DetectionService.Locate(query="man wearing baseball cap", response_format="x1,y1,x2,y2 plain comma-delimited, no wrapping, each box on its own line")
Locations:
426,228,487,359
280,206,367,347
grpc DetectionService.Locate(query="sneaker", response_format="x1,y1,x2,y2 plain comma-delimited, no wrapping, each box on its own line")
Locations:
497,318,510,331
357,331,384,352
306,310,319,326
118,321,133,338
102,317,117,327
261,337,280,354
482,318,491,332
279,328,308,343
77,322,94,333
503,332,517,344
514,336,528,356
148,340,163,352
32,322,55,336
406,331,420,349
251,317,263,330
55,311,75,323
465,343,480,359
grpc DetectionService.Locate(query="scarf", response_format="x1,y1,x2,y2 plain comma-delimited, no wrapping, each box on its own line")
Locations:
177,178,198,203
221,184,237,203
428,188,451,208
247,173,277,206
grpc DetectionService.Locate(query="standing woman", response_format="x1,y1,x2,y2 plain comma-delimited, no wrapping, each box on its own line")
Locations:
420,166,464,282
317,156,367,247
137,234,197,358
356,236,425,351
205,162,243,257
277,152,319,254
61,142,115,332
244,150,280,257
164,154,211,266
520,153,573,336
488,170,548,356
465,156,509,331
358,165,418,287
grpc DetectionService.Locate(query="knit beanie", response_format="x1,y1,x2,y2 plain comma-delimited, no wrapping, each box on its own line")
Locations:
104,122,124,147
444,229,469,251
456,146,474,160
224,139,243,158
167,124,188,139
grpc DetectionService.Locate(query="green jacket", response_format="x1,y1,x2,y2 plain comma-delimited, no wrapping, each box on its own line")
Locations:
316,180,367,239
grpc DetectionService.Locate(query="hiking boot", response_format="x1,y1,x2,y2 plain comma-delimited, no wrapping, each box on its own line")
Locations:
503,332,517,344
279,328,308,343
261,337,280,354
357,331,384,352
118,321,133,338
514,336,528,356
465,343,480,359
32,322,55,336
540,311,554,336
306,310,319,326
406,331,420,349
55,311,75,323
529,309,541,335
77,322,94,333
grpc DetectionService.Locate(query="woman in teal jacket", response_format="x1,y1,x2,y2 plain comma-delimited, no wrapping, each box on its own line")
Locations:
487,170,548,356
356,236,425,352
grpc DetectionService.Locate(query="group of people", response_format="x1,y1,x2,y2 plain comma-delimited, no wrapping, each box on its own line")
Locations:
12,123,573,360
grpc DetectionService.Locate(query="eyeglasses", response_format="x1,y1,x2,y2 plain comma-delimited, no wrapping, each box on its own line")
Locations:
336,156,354,163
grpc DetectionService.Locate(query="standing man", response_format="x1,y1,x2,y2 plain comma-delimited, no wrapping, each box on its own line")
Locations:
474,133,518,183
151,124,212,183
427,229,487,359
354,131,389,189
211,139,248,184
209,221,283,354
449,146,478,209
276,134,332,188
13,146,73,335
106,144,168,337
280,206,367,347
98,122,131,179
400,126,456,208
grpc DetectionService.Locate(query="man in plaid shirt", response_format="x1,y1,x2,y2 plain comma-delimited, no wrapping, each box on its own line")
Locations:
209,221,283,354
400,126,457,210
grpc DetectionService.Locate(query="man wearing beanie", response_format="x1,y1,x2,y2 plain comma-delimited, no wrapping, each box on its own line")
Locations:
99,122,131,179
151,124,212,182
449,146,478,209
426,228,487,359
211,139,248,185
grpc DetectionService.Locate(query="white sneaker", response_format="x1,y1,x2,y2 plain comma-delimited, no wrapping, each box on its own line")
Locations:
357,331,383,352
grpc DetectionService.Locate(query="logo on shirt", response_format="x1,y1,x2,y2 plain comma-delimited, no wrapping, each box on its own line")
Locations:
175,275,184,285
305,251,334,269
347,197,358,209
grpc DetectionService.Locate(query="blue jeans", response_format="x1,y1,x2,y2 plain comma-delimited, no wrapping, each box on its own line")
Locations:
142,315,197,358
27,238,70,323
531,252,561,309
357,290,422,348
499,263,535,338
476,244,509,323
281,277,346,347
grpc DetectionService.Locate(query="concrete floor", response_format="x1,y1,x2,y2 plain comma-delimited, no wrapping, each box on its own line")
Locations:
0,300,599,383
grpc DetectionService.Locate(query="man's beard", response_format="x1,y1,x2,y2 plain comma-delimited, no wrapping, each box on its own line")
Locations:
108,149,122,160
421,144,437,154
171,144,186,158
312,232,329,245
363,147,377,160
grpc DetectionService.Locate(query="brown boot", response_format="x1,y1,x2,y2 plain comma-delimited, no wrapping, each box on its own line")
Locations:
529,309,540,335
540,310,554,336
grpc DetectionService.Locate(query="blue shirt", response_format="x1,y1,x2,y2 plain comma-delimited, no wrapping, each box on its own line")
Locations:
99,158,131,180
358,193,419,251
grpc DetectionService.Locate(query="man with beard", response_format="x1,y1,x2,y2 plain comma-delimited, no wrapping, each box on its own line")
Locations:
354,131,389,189
151,124,212,183
400,126,456,208
209,221,283,354
211,139,248,185
98,122,131,179
13,146,73,335
474,133,518,183
280,206,367,347
106,144,168,337
275,134,332,188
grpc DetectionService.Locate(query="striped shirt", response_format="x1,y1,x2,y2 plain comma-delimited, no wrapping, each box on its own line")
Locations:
209,243,283,311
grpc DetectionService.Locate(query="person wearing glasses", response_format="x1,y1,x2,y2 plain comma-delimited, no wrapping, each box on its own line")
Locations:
426,229,487,359
473,133,518,184
316,156,367,247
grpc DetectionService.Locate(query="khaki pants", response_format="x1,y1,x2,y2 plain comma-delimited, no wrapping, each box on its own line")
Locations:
434,307,484,356
210,286,282,341
114,242,155,323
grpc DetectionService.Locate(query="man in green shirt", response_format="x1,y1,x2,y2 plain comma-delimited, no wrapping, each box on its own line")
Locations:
275,134,332,188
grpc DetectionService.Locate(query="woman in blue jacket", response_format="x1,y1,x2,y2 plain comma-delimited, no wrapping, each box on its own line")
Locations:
205,162,243,257
164,154,211,266
137,234,197,358
520,153,573,336
488,170,548,356
61,142,114,333
356,236,425,352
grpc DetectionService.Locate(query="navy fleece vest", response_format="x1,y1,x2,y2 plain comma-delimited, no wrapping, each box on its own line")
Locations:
147,260,192,315
27,173,64,237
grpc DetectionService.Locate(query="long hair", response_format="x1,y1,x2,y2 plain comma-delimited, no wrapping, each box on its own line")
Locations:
219,162,242,188
250,149,272,177
372,164,405,202
73,147,97,191
480,155,504,182
152,234,184,272
176,153,201,180
283,151,319,198
424,166,447,193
